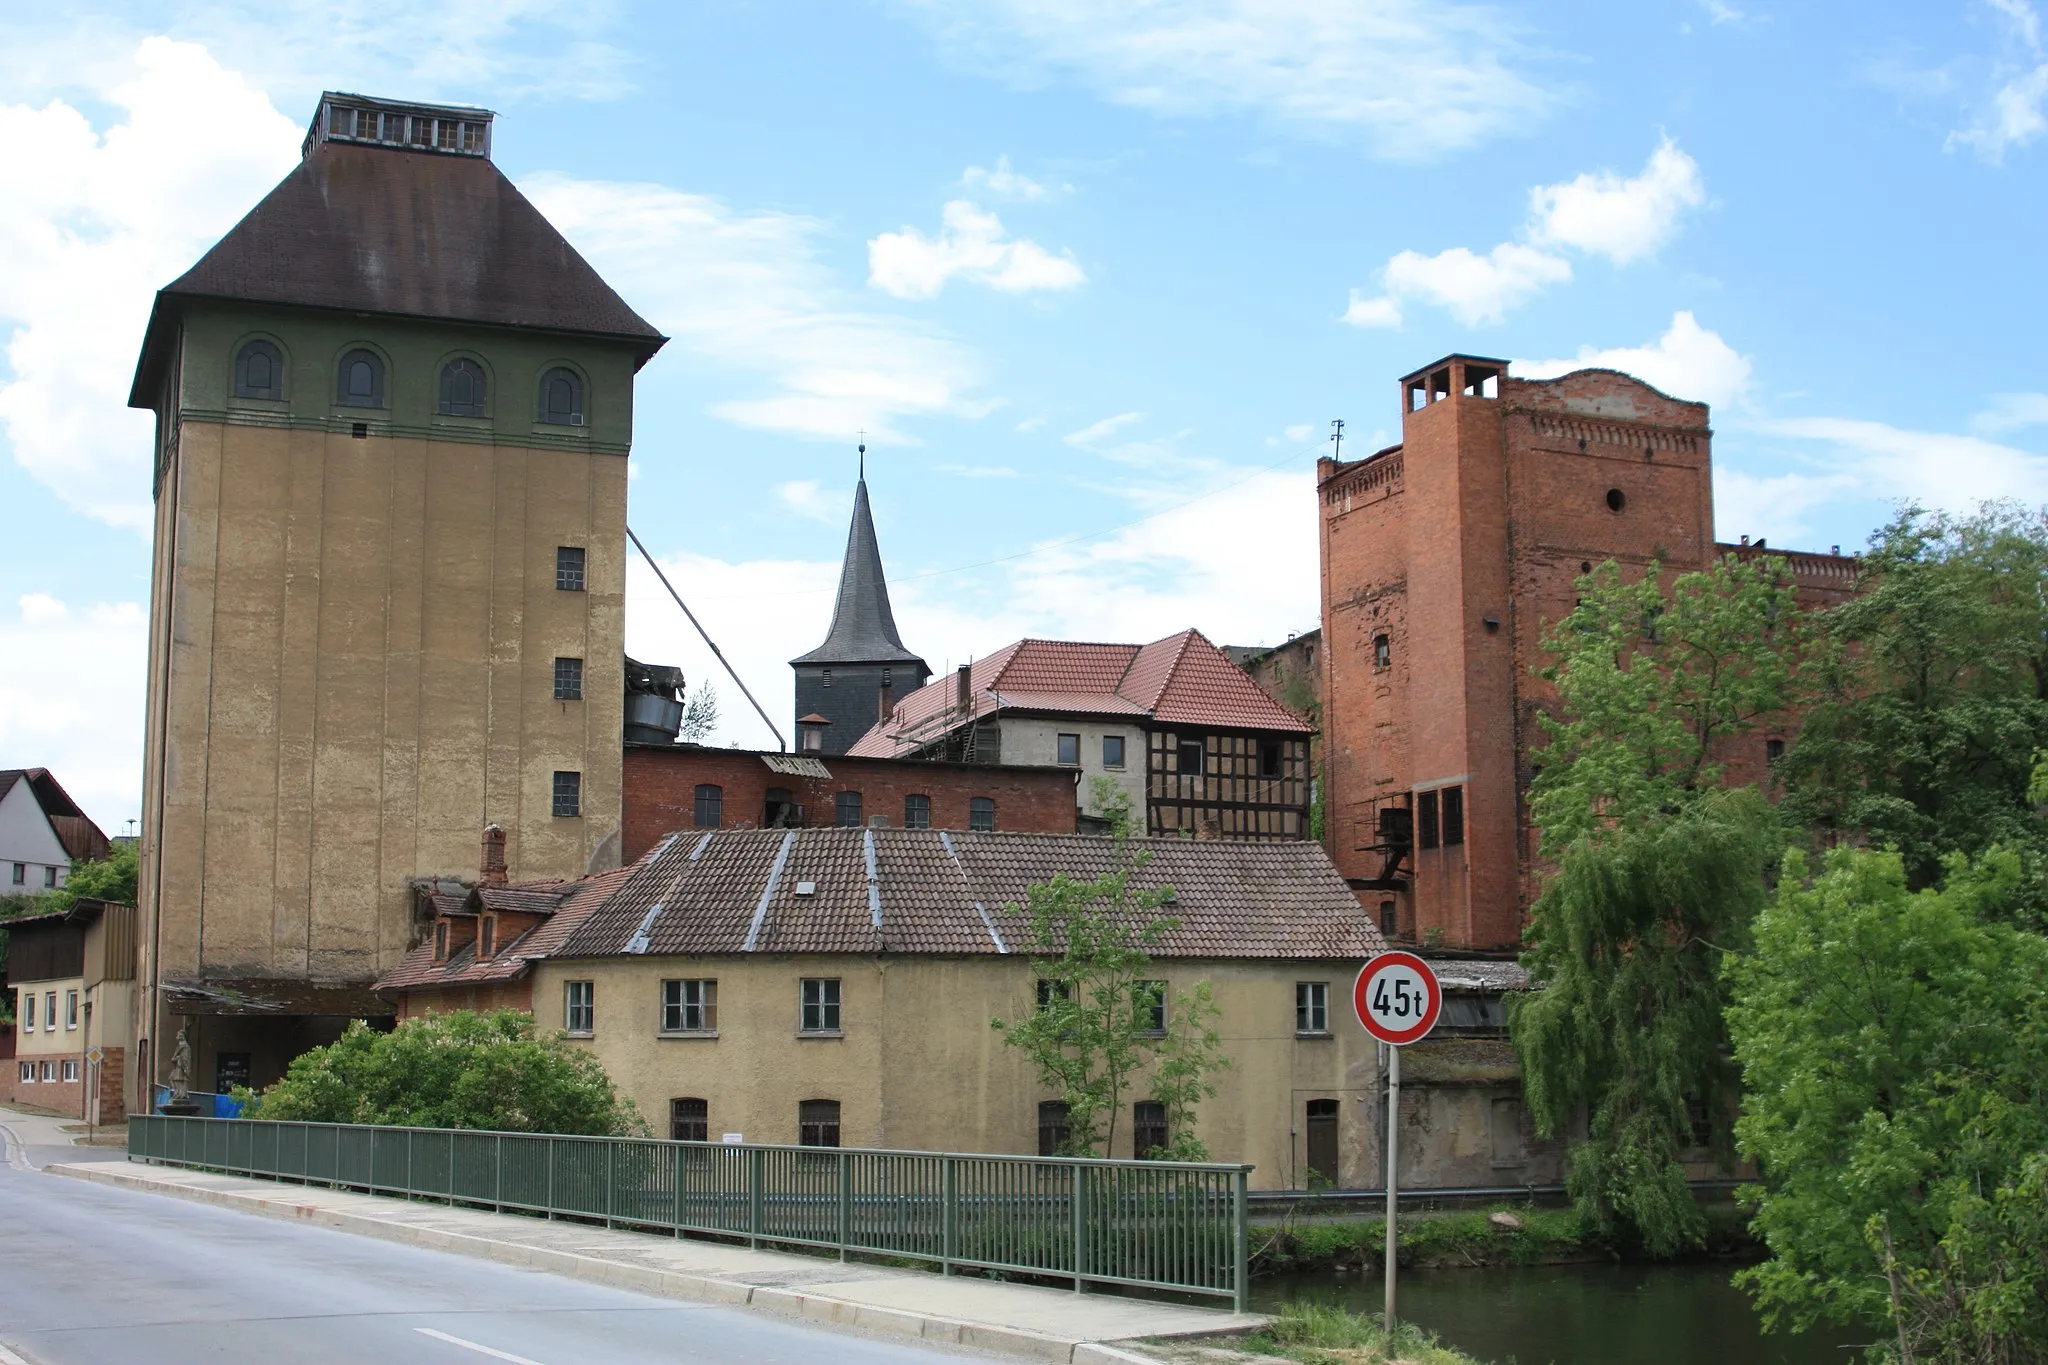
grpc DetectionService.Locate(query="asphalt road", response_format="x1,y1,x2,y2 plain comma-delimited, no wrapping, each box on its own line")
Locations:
0,1119,995,1365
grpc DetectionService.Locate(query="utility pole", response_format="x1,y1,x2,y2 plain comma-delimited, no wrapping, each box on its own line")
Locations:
1330,419,1345,461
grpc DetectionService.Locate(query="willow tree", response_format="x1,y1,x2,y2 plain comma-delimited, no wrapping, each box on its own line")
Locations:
1513,554,1801,1254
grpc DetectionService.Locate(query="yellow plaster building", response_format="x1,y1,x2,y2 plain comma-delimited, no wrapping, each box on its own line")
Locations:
125,92,665,1109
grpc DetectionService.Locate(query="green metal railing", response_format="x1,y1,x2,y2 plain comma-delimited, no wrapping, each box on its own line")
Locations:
128,1115,1252,1310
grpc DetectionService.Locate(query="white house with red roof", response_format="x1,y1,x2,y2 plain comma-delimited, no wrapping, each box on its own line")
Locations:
848,629,1315,840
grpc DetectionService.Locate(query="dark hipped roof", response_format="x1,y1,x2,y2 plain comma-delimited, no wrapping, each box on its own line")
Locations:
791,479,929,669
129,131,665,405
557,828,1383,960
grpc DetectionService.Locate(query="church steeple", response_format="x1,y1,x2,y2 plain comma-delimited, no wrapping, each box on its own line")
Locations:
789,453,931,755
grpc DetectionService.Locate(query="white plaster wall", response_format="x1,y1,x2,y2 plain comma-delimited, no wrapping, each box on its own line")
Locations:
0,779,71,891
997,717,1145,818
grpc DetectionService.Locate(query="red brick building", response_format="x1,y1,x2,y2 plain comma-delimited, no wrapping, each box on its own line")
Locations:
1319,356,1856,950
621,744,1079,863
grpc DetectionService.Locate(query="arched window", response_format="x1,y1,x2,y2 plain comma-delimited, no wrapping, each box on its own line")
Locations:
538,367,583,425
693,784,722,828
799,1099,841,1147
336,349,385,408
439,358,487,416
670,1097,708,1142
235,340,283,400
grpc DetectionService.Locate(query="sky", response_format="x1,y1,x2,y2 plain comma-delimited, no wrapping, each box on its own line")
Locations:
3,0,2047,832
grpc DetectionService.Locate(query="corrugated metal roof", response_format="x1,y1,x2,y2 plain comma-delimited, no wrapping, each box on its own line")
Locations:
761,754,833,778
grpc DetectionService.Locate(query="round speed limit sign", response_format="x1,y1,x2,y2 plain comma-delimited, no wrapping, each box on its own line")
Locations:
1354,951,1442,1046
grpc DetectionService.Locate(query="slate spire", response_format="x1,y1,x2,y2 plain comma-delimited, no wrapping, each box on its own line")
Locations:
793,467,929,668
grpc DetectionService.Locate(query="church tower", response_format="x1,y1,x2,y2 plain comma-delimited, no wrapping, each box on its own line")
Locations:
790,457,930,755
127,94,666,1107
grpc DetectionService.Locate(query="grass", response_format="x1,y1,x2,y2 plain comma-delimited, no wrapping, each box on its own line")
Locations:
1239,1301,1490,1364
1254,1202,1754,1274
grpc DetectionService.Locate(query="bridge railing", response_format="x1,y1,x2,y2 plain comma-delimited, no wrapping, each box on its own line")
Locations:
127,1114,1252,1310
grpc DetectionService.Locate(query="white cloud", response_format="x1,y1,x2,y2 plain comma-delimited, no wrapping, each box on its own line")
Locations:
1283,423,1316,442
0,594,147,830
1975,392,2048,434
1015,414,1048,433
522,175,987,443
868,200,1087,300
1345,139,1702,327
933,463,1021,478
961,156,1068,200
1757,416,2048,511
898,0,1553,161
777,479,849,522
1948,0,2048,161
1711,467,1863,548
1527,138,1705,265
1518,311,1753,410
1700,0,1751,26
1065,411,1147,449
0,38,303,530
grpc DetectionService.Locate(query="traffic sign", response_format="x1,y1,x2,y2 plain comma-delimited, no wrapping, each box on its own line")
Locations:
85,1047,105,1065
1354,950,1441,1047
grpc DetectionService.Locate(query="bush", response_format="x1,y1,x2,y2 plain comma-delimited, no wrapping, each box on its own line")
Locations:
243,1010,645,1136
1242,1301,1484,1364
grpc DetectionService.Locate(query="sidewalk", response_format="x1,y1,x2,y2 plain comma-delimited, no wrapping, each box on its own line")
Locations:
0,1104,129,1171
49,1158,1265,1363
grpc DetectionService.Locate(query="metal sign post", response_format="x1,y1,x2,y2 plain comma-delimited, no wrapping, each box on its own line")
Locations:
1354,951,1442,1335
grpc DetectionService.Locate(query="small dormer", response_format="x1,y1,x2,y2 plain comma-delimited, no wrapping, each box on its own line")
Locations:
1402,355,1507,416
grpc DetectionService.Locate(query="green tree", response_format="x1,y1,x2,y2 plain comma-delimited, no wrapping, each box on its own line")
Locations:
1782,505,2048,926
993,781,1230,1159
243,1009,646,1136
679,681,721,744
1513,554,1801,1255
1726,847,2048,1362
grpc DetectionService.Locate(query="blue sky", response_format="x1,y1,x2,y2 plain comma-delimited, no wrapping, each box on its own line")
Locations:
4,0,2046,828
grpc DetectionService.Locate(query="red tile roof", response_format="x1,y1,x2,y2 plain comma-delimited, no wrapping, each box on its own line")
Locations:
556,828,1381,961
375,864,638,994
847,629,1311,758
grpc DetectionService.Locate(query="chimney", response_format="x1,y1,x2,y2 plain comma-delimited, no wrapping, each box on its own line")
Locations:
955,664,972,714
878,679,894,723
1739,534,1750,547
480,824,507,885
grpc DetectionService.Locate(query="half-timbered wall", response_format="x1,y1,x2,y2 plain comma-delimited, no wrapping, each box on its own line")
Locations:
1145,729,1311,840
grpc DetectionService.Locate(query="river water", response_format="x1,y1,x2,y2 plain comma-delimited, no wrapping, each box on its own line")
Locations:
1254,1262,1872,1365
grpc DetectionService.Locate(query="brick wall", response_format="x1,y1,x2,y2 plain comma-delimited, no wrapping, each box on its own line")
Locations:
1321,359,1839,951
621,746,1079,862
395,980,536,1023
3,1052,83,1115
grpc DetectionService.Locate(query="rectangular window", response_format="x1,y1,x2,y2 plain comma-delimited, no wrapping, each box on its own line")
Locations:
555,546,586,592
434,922,449,962
553,656,584,701
903,794,930,829
671,1097,708,1142
1102,734,1126,769
693,784,723,828
1417,789,1440,850
17,1062,30,1084
1132,1101,1168,1160
9,863,21,885
22,992,34,1032
1037,1101,1071,1157
65,990,78,1029
661,979,718,1033
1134,980,1167,1034
969,797,995,832
1296,981,1329,1035
800,978,841,1033
44,993,56,1034
40,1061,55,1083
834,791,863,827
1765,738,1786,764
552,771,582,818
1442,785,1464,847
1036,978,1072,1011
799,1099,841,1147
1177,737,1205,774
43,866,57,888
564,980,594,1034
478,917,496,960
62,1060,80,1083
1260,741,1284,778
1056,733,1081,766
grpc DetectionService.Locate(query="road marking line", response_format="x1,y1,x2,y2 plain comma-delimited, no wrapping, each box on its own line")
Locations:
414,1327,550,1365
